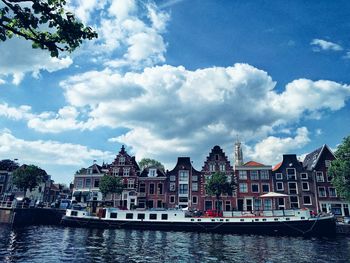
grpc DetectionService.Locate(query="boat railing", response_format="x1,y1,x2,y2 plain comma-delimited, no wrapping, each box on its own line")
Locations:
223,209,301,217
0,200,32,209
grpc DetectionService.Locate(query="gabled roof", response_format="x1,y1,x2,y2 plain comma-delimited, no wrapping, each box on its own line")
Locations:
244,161,265,167
139,167,166,177
272,162,282,171
303,144,335,170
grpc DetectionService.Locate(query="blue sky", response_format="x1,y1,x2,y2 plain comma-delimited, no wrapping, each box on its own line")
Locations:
1,0,350,184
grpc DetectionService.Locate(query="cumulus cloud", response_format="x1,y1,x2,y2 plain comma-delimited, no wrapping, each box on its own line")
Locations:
310,39,343,52
0,38,73,85
245,127,310,165
0,130,113,166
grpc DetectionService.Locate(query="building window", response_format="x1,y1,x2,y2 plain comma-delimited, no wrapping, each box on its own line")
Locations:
85,178,91,188
76,178,83,189
192,182,198,191
250,171,259,180
119,157,125,165
275,173,283,180
303,196,312,205
262,184,270,193
94,179,100,188
170,195,175,204
316,171,324,182
301,173,308,180
286,168,296,180
302,182,309,191
192,196,198,204
179,184,188,195
127,179,134,189
209,164,215,172
0,174,6,182
290,196,299,208
264,199,272,210
276,182,284,191
157,200,162,208
123,168,130,177
179,197,188,203
179,171,189,181
112,168,118,176
325,160,331,167
139,183,145,193
170,175,176,181
288,182,298,194
318,187,326,197
329,187,337,197
239,183,248,193
192,175,198,181
157,183,163,195
251,184,259,193
327,173,332,182
148,169,156,177
169,182,175,191
239,171,247,180
254,199,262,211
149,183,155,194
260,170,269,180
220,164,225,172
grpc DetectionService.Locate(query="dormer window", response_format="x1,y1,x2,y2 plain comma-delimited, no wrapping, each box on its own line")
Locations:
148,169,157,177
87,168,92,174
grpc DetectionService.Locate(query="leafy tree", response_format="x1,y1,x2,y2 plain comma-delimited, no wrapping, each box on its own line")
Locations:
139,158,165,171
99,174,123,199
329,135,350,201
0,159,19,171
0,0,97,57
205,172,235,211
12,164,47,197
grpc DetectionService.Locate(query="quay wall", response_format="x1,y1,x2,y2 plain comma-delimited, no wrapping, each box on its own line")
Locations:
0,207,65,226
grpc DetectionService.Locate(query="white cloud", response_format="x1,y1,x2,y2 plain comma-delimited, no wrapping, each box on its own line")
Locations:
0,103,34,120
0,130,113,166
245,127,310,165
310,39,343,52
0,38,73,85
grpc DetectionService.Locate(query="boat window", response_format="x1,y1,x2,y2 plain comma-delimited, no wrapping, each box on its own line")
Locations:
301,217,305,219
191,219,194,221
110,212,117,219
137,214,145,220
262,219,267,221
126,213,133,219
71,211,78,216
240,219,244,222
149,214,157,220
274,218,278,221
225,219,229,222
255,219,259,221
286,218,290,221
161,214,168,220
197,219,201,221
211,219,215,222
220,219,224,222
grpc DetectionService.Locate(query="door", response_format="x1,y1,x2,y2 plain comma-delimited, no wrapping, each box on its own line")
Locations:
238,199,244,211
246,199,253,211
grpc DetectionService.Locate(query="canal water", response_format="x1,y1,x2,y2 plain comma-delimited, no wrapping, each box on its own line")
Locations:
0,225,349,263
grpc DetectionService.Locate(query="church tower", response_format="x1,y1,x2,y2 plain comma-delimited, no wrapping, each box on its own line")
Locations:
234,139,244,166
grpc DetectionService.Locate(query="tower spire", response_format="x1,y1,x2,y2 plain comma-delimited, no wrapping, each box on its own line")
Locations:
234,137,243,166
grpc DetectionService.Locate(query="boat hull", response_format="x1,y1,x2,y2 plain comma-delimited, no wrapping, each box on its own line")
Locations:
61,216,336,237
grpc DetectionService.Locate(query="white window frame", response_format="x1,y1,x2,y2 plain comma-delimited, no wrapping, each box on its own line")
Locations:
276,182,284,191
302,182,309,191
119,157,125,165
209,164,215,172
262,183,270,193
179,170,189,181
192,182,198,191
251,183,259,193
288,182,298,194
239,170,247,180
123,168,130,177
300,173,308,180
250,170,259,180
289,196,299,208
318,186,326,197
75,178,83,189
169,182,176,191
170,195,176,204
148,169,156,177
170,175,176,181
286,168,296,180
220,164,226,172
303,195,312,205
316,171,324,182
239,183,248,193
127,179,134,189
260,170,269,180
328,187,337,197
275,173,283,180
192,195,198,204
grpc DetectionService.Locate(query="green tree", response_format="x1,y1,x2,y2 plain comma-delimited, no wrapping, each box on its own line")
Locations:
0,159,19,171
99,174,123,200
205,172,235,211
0,0,97,57
139,158,165,171
329,135,350,201
12,164,47,197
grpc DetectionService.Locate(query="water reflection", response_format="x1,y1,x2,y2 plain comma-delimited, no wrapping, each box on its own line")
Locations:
0,225,350,263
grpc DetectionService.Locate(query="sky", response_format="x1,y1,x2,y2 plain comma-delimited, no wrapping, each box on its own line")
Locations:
1,0,350,184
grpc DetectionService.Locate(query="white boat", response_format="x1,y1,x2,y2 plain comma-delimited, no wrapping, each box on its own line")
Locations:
61,207,336,236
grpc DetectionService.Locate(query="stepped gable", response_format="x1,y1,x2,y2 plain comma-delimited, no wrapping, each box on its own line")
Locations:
201,145,233,172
